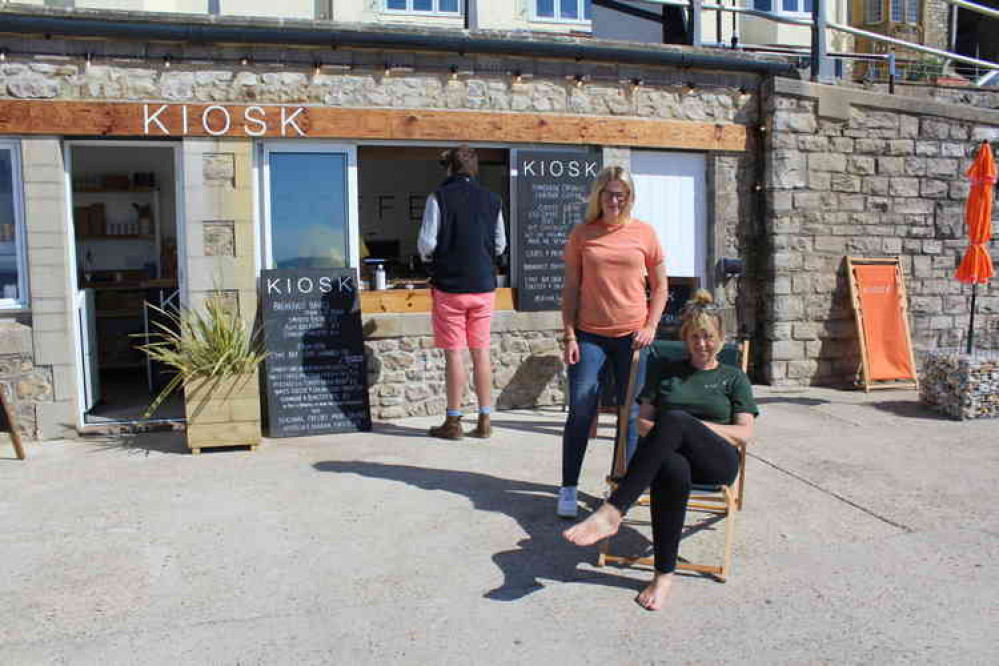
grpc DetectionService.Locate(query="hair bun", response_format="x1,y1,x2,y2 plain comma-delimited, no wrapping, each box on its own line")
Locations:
690,289,714,306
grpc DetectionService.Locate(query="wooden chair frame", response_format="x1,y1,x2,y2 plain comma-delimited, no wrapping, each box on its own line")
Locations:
845,256,919,393
596,340,750,582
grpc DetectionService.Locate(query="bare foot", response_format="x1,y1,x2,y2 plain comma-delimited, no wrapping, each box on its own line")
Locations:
562,503,623,546
636,572,673,611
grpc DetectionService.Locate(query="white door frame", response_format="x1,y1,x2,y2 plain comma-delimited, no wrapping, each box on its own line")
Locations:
258,141,359,271
63,139,186,429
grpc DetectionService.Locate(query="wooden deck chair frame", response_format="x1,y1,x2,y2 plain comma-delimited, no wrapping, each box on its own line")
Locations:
845,256,919,393
596,340,750,582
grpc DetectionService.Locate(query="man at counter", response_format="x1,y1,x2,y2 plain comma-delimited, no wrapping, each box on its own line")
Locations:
418,145,507,440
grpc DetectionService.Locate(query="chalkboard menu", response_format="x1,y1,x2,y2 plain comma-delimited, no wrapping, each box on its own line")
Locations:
515,150,602,311
261,268,371,437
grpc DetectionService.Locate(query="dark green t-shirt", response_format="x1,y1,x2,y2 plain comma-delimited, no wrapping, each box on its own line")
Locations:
638,360,759,425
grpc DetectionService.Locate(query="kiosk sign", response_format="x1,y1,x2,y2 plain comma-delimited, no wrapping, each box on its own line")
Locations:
515,150,601,311
261,268,371,437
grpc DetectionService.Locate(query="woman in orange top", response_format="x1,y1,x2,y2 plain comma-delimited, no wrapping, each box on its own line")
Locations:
557,166,669,518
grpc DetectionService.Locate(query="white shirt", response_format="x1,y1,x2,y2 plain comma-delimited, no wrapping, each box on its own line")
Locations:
417,195,507,263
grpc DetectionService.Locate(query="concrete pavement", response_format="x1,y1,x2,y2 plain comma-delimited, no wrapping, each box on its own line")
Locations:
1,386,997,665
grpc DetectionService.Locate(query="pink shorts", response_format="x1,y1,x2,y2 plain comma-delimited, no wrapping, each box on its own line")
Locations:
432,289,496,350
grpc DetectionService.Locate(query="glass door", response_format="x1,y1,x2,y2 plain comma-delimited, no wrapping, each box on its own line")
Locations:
261,144,359,270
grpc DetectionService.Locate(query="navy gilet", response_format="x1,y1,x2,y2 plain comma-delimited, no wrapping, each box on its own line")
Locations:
430,175,501,294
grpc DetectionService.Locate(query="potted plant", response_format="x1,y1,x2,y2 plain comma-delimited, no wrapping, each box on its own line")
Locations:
138,296,267,454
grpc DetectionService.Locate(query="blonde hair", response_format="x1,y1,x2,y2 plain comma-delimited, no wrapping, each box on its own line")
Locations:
583,166,636,225
680,289,724,343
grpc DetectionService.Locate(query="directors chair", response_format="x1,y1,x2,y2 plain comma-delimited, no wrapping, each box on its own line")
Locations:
597,339,750,582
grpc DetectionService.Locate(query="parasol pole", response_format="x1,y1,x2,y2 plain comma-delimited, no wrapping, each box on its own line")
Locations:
967,282,977,355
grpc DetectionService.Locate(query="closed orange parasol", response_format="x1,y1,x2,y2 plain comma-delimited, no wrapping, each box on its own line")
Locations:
955,141,996,353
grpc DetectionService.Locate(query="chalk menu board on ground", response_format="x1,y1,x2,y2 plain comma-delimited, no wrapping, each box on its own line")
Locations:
261,268,371,437
515,150,601,311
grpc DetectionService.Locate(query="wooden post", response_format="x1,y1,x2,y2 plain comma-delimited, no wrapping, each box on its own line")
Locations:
0,387,25,460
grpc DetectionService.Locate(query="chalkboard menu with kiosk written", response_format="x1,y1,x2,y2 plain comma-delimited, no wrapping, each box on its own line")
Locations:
261,268,371,437
515,150,602,311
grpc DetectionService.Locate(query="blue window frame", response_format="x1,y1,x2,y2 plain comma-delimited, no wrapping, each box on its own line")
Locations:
0,141,27,309
385,0,461,14
534,0,592,22
754,0,813,13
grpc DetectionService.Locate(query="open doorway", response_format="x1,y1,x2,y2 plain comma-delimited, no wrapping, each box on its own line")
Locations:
68,142,182,424
356,145,510,289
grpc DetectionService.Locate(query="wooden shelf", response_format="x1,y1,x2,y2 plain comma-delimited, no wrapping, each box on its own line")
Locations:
77,235,155,241
74,187,158,194
96,310,142,319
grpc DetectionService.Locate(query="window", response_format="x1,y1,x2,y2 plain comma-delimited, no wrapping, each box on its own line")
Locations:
534,0,593,23
262,145,359,271
890,0,919,24
753,0,813,13
0,141,27,308
866,0,884,24
385,0,461,14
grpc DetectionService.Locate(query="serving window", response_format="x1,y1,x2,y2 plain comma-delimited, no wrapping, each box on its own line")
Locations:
355,145,511,312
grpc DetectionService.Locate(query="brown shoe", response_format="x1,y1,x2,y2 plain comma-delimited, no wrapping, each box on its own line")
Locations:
429,414,464,440
467,413,491,439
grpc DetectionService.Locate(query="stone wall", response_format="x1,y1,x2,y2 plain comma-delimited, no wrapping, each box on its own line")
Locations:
364,311,566,419
763,78,999,387
0,322,53,438
923,0,951,52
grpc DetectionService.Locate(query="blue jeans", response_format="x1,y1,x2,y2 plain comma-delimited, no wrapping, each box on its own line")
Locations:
561,330,648,488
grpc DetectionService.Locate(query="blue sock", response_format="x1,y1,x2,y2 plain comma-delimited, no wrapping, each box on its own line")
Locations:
447,409,462,418
479,406,492,415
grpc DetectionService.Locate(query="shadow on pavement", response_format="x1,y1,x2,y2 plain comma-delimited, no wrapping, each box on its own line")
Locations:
868,400,952,421
755,396,830,407
85,429,190,456
314,460,650,601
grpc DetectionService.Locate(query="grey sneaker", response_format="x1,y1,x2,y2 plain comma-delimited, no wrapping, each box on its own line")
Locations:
557,486,578,518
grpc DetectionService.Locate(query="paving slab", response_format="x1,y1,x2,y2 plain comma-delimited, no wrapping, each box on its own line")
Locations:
0,386,996,665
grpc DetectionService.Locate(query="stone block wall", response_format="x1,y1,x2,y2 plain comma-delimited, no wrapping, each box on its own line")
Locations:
0,321,53,438
763,78,999,387
183,139,257,327
22,137,78,438
364,311,566,419
923,0,951,53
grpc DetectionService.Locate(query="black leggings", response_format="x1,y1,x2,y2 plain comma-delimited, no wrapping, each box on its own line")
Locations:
607,410,740,574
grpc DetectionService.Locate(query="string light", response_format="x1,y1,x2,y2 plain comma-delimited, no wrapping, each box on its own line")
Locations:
163,55,172,68
631,77,644,88
512,69,523,84
313,60,322,76
240,55,250,66
573,74,586,88
0,49,7,63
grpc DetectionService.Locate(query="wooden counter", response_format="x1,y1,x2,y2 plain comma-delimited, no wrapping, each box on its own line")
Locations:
361,287,514,314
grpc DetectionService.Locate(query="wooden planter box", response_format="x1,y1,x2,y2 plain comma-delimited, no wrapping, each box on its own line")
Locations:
185,371,262,454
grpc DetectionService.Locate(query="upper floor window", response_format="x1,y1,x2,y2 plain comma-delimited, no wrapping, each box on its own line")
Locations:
866,0,884,23
890,0,919,24
0,141,28,309
752,0,814,13
385,0,461,14
534,0,593,23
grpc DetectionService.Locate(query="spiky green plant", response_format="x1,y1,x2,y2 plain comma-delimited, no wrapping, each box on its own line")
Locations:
136,296,267,420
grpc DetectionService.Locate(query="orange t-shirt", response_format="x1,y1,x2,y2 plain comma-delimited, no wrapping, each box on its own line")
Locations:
563,218,665,338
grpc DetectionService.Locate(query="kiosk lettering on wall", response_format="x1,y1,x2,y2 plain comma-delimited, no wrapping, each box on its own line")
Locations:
261,268,372,436
515,150,602,311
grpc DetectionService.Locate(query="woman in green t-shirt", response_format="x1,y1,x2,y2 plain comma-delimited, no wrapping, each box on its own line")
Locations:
564,289,758,611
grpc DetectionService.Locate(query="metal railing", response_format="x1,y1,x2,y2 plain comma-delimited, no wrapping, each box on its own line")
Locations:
625,0,999,87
